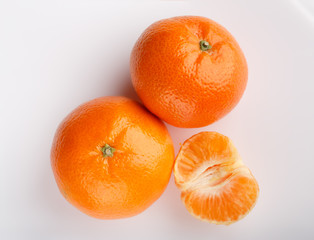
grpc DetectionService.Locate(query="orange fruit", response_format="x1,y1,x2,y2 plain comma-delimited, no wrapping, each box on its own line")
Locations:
51,96,174,219
174,132,259,224
130,16,248,128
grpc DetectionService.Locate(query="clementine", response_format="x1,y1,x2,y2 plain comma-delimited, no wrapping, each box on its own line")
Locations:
174,132,259,224
130,16,248,128
51,96,174,219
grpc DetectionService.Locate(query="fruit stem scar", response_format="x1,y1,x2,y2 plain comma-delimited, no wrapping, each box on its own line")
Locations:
101,144,116,157
199,40,212,51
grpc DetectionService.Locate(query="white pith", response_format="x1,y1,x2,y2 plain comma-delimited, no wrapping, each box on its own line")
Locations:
177,157,253,195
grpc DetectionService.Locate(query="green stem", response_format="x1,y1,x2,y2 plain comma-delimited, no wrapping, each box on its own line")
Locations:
101,144,116,157
199,40,212,51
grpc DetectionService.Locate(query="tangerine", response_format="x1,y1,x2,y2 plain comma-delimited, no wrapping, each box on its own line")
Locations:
174,132,259,224
130,16,248,127
51,96,175,219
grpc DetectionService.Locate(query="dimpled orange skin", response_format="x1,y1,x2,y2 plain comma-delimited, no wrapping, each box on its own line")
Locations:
130,16,248,128
51,96,174,219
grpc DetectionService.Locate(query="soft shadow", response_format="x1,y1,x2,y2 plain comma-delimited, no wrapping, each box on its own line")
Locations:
118,74,141,102
93,60,141,102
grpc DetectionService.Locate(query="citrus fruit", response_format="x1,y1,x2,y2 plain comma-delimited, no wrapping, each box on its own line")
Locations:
51,96,175,219
130,16,248,128
174,132,259,224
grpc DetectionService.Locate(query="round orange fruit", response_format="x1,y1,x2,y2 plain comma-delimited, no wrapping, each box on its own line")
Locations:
130,16,248,128
51,96,175,219
174,132,259,224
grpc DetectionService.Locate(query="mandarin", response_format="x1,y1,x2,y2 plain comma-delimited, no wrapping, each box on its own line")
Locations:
51,96,174,219
174,132,259,224
130,16,248,128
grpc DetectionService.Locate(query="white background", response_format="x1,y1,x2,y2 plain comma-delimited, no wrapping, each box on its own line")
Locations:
1,0,314,239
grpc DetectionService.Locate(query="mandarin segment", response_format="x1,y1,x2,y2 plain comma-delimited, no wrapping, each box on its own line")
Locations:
174,132,259,225
174,132,239,187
